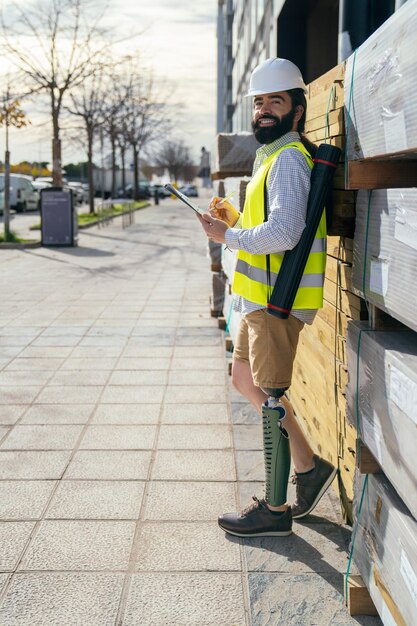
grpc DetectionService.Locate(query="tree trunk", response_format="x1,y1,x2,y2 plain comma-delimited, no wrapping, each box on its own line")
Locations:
120,145,126,194
51,104,63,187
4,149,11,240
133,145,139,201
111,132,116,198
87,128,95,214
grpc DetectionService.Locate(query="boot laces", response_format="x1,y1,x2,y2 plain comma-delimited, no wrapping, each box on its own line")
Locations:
241,495,265,516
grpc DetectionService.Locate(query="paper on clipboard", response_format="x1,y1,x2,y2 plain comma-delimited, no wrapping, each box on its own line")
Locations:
164,184,205,215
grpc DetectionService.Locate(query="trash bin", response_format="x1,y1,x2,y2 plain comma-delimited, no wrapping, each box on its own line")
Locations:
41,187,77,246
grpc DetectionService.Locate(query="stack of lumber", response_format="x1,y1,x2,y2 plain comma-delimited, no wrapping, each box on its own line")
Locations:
212,132,259,180
288,62,365,519
343,4,417,624
352,188,417,333
352,472,417,626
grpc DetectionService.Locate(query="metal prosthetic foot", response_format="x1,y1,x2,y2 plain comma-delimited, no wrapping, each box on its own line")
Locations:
262,399,291,507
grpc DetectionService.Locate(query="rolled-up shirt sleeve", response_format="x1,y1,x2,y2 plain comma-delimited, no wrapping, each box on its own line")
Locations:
224,149,311,254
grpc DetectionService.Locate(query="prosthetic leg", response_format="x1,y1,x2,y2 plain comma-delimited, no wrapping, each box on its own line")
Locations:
261,388,291,506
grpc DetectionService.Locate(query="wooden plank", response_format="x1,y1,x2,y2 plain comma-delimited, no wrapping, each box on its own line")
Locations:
323,278,364,317
306,121,345,143
305,108,344,133
306,84,344,120
346,575,379,616
347,160,417,190
326,256,352,291
225,337,233,352
357,440,382,474
211,169,251,180
218,317,227,330
307,62,345,99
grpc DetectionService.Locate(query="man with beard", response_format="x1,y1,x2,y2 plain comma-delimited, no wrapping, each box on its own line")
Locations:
199,58,337,537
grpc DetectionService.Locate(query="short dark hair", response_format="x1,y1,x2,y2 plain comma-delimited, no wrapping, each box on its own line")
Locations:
287,88,307,133
287,88,317,157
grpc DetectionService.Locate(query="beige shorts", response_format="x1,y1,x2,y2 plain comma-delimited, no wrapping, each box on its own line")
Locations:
233,310,304,389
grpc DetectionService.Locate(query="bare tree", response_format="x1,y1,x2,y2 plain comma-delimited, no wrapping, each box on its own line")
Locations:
65,69,108,213
1,0,109,186
154,139,194,184
122,63,171,200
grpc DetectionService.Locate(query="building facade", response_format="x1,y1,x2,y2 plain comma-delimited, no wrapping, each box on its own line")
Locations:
217,0,405,135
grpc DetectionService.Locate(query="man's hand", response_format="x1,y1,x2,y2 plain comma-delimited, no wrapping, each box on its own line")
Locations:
198,212,229,244
208,196,240,227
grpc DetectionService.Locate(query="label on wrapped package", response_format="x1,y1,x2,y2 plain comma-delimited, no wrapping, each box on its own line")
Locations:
400,548,417,608
383,110,407,154
389,366,417,425
369,258,389,297
394,206,417,251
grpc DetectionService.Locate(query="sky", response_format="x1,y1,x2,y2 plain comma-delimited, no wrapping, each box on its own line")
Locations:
1,0,218,169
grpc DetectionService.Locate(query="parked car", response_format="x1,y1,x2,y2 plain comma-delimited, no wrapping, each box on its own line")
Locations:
116,183,151,200
68,182,87,205
150,184,171,198
32,180,53,209
178,184,199,197
0,174,39,212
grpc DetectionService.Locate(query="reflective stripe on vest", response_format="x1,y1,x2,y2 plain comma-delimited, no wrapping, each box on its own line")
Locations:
232,141,327,309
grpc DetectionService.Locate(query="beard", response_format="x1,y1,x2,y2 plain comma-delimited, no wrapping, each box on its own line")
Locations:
251,108,296,144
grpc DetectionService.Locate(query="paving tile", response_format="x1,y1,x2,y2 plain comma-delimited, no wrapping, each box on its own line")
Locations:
87,326,132,336
47,481,145,519
172,346,224,358
0,573,8,593
1,425,83,450
231,402,260,424
0,371,53,386
20,404,94,424
168,370,226,385
175,335,222,347
4,358,65,371
101,386,164,404
71,346,124,358
36,385,103,404
115,357,171,370
152,450,236,481
0,387,41,405
158,425,232,449
233,424,263,450
243,521,351,574
235,450,264,481
144,481,236,521
64,450,151,480
170,357,224,370
164,385,226,403
108,371,168,385
0,572,125,626
0,522,35,570
48,371,110,386
134,521,241,571
123,572,246,626
0,405,26,425
248,573,381,626
120,346,173,358
18,347,73,358
31,336,80,347
0,451,72,479
78,336,127,347
80,425,156,449
61,357,118,370
0,336,31,347
20,520,136,570
41,326,89,336
0,481,56,520
161,403,229,424
92,404,160,424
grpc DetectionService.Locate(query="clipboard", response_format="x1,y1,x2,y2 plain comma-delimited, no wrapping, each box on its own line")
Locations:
164,184,205,215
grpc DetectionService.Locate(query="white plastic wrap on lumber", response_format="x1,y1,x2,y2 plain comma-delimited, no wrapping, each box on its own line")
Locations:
352,188,417,333
347,321,417,519
345,0,417,160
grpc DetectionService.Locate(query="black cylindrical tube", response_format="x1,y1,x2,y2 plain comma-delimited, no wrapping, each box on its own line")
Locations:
267,143,341,319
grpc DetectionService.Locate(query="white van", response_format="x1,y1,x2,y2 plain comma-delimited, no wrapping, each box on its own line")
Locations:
0,174,39,212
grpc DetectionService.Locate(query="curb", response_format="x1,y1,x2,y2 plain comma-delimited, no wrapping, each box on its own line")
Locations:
0,241,41,249
78,202,151,229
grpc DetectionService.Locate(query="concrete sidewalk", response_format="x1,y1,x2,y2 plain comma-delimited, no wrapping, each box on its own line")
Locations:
0,200,381,625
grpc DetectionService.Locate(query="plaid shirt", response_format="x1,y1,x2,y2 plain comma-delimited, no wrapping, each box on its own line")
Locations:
225,131,317,324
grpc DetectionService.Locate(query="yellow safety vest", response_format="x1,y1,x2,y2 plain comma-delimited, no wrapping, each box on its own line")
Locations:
232,141,326,309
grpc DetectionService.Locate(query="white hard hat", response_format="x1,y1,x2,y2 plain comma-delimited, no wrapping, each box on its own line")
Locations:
245,57,307,97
